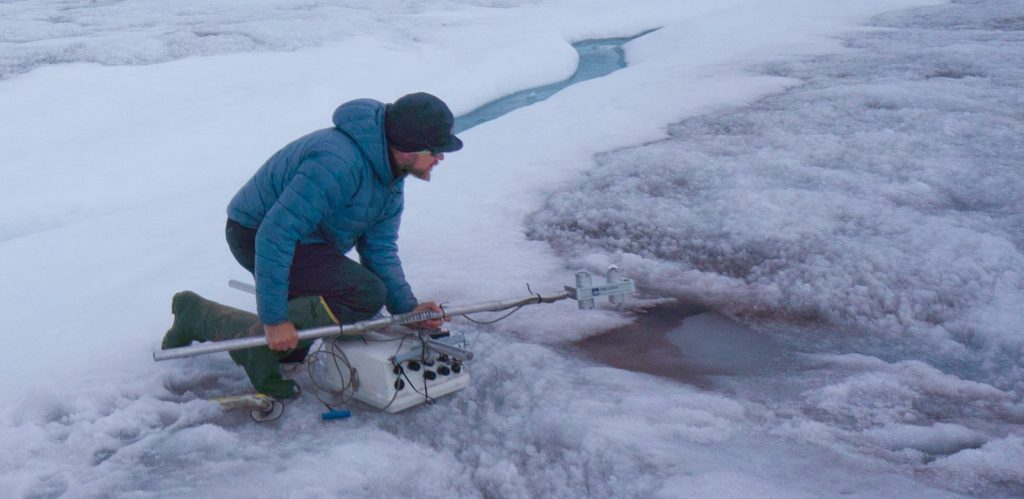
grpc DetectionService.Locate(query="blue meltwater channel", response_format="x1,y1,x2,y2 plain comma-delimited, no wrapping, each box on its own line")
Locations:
453,30,655,133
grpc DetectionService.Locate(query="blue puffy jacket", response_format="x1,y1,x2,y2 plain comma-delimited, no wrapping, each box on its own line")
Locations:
227,99,417,324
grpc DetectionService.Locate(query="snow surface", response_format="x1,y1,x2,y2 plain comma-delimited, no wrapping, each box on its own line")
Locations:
2,0,1022,497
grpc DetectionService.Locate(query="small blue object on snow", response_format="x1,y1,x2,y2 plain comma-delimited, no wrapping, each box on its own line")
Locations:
321,409,351,421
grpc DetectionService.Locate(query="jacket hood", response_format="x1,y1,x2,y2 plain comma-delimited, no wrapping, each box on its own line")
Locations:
332,99,393,184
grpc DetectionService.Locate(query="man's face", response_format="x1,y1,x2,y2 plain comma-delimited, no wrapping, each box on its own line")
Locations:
404,150,444,181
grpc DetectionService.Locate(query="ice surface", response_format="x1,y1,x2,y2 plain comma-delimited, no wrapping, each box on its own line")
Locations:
3,0,1021,497
527,0,1024,495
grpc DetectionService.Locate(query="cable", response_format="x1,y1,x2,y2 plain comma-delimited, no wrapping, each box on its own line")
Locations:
461,305,525,324
459,283,541,325
398,362,435,406
378,336,412,412
526,283,543,303
305,339,358,412
418,336,432,405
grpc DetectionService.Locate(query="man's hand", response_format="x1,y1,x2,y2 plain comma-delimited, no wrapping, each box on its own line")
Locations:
409,301,449,330
264,322,299,351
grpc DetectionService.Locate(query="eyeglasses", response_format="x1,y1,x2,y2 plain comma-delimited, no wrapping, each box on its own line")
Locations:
414,148,444,158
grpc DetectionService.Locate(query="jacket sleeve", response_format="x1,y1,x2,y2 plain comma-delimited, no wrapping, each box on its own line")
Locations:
255,155,355,324
356,195,418,314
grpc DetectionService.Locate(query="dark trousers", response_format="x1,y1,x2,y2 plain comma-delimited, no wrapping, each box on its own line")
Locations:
225,218,386,325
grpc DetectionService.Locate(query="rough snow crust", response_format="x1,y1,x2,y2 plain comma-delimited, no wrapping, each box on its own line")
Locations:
3,0,1022,497
529,0,1024,495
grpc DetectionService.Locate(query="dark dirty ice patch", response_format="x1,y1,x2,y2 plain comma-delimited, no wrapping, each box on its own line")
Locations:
572,300,798,388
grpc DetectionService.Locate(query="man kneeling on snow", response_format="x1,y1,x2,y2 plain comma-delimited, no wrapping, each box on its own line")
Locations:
162,92,462,398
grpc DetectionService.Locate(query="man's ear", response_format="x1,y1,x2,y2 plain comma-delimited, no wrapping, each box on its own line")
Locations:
388,147,413,175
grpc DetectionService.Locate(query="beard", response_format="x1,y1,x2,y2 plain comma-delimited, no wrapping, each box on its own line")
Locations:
408,167,432,181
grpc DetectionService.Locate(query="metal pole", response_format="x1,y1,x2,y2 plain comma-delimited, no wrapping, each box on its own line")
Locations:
228,280,256,294
153,291,570,361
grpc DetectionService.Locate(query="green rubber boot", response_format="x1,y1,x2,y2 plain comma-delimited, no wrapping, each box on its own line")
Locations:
161,291,339,399
162,291,261,348
228,296,339,398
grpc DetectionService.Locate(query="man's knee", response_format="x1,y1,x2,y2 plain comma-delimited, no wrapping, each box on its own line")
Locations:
359,276,387,314
324,274,386,321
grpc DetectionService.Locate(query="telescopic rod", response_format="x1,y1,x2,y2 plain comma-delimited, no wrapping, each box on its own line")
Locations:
153,291,569,361
153,269,634,362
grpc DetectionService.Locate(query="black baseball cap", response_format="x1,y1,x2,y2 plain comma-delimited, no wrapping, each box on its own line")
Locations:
385,92,463,154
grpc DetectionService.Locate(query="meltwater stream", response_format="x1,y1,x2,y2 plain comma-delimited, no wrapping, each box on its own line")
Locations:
454,30,779,387
453,31,653,133
455,30,795,394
